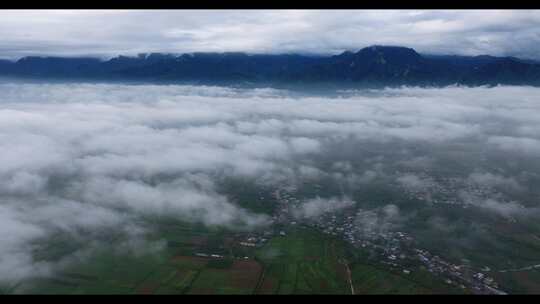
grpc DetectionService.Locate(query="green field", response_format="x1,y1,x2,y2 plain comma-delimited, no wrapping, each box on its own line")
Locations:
254,228,350,294
350,263,466,294
5,223,466,294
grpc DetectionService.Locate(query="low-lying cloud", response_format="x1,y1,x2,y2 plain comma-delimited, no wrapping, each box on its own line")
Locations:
1,82,540,284
293,196,356,219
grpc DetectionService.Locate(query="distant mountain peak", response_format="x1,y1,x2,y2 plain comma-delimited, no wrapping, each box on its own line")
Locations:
349,45,424,68
360,45,421,56
1,46,539,87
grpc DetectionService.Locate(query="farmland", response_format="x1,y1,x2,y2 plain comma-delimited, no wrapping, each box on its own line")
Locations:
1,221,460,295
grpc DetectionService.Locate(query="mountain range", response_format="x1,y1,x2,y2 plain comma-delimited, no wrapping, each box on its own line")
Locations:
1,45,540,87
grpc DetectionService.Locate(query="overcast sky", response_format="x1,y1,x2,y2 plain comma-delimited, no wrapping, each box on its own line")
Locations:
1,10,540,60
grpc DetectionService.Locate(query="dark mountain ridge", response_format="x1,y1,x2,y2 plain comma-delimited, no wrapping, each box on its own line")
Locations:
1,45,539,87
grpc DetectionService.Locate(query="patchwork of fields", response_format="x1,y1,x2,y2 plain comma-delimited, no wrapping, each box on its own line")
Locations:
2,222,463,294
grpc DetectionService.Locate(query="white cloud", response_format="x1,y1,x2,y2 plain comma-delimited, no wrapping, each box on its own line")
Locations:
293,196,356,219
468,172,523,192
1,82,540,284
459,191,529,218
487,136,540,155
396,174,433,191
1,10,540,60
354,204,401,236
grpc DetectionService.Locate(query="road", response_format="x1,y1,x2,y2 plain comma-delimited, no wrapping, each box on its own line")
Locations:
339,259,355,295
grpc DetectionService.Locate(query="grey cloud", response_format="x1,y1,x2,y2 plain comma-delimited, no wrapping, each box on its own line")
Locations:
396,174,433,192
467,172,524,192
1,10,540,60
487,136,540,156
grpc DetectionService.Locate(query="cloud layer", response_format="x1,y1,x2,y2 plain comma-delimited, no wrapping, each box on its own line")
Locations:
1,10,540,60
1,82,540,284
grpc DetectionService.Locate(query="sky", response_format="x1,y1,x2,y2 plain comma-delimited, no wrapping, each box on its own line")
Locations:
1,82,540,282
1,10,540,60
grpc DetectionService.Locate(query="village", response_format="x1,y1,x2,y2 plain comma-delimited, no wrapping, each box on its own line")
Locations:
228,183,508,295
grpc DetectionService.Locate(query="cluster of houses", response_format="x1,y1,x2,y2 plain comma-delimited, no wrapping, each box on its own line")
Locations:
398,172,498,207
195,253,224,258
223,182,509,295
268,182,508,294
238,235,270,248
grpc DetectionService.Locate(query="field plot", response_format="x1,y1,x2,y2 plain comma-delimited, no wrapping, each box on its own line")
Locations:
254,228,350,294
253,227,465,295
187,260,262,294
350,263,462,294
492,268,540,294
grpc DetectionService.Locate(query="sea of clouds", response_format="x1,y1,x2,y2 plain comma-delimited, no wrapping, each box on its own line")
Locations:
1,82,540,284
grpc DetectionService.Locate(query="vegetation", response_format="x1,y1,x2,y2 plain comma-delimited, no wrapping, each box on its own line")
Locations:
5,223,473,294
